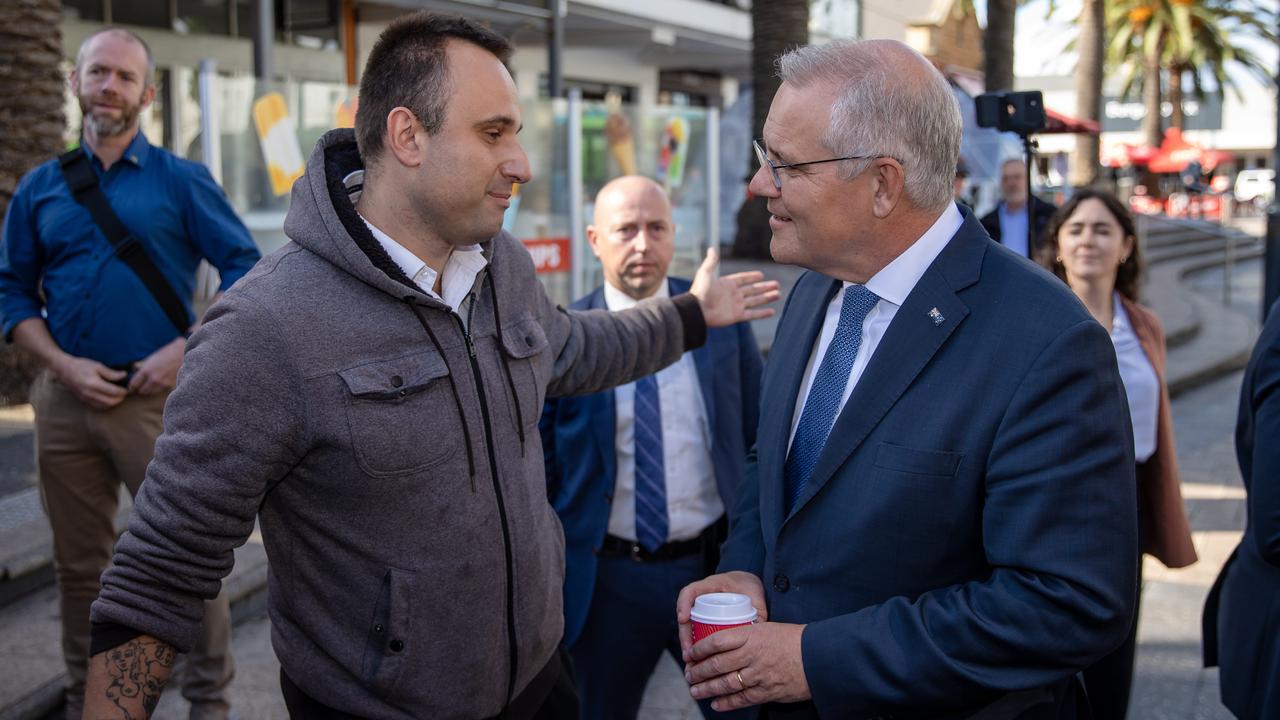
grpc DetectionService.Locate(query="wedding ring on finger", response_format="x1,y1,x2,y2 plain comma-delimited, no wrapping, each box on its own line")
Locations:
735,670,746,690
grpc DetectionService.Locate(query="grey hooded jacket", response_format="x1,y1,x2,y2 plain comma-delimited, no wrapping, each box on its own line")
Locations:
91,129,703,718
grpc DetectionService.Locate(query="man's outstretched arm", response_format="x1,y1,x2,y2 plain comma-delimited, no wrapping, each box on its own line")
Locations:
83,635,176,719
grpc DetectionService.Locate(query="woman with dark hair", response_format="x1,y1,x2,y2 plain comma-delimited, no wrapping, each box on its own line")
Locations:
1038,189,1198,720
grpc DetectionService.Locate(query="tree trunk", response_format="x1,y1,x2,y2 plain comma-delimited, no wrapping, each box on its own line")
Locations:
1141,48,1164,149
732,0,808,260
983,0,1017,92
1168,65,1185,131
1070,0,1104,188
0,0,65,406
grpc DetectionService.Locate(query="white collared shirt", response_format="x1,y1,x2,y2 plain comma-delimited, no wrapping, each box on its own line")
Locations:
358,214,487,313
789,203,964,448
604,280,722,543
1110,295,1159,463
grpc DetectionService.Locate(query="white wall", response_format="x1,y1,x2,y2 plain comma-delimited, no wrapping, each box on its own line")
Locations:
860,0,934,41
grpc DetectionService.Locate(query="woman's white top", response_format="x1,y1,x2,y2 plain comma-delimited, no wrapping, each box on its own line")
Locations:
1111,294,1160,463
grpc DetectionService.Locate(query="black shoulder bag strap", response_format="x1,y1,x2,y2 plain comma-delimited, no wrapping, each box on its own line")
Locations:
58,149,191,336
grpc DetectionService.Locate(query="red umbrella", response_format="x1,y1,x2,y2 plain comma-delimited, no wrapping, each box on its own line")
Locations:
1146,128,1229,173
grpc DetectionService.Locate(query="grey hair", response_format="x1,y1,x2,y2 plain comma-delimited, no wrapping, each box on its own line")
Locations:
777,39,961,211
76,28,156,88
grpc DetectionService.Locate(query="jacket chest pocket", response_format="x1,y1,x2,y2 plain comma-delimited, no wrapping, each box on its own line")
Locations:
340,352,459,477
499,316,549,432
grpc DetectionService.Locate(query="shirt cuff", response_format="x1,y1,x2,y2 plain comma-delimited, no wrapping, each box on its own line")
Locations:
1,305,43,343
671,293,707,352
89,621,145,656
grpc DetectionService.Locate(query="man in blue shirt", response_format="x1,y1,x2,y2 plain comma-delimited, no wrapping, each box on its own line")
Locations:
979,158,1057,259
0,27,259,719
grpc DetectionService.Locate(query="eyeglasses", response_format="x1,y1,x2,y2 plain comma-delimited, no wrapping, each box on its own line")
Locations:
753,139,884,190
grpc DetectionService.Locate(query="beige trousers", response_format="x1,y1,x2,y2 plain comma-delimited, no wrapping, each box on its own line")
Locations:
30,371,234,720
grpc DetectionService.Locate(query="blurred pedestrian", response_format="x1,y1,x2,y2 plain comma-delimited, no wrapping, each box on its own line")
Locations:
540,176,762,720
980,157,1056,258
1038,188,1198,720
0,27,259,719
676,39,1137,718
1203,298,1280,720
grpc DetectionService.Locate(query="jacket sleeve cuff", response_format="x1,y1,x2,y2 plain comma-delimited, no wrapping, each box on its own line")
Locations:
672,293,707,352
89,621,146,656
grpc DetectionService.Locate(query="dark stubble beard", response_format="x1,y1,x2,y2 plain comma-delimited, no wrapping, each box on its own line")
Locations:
79,91,142,138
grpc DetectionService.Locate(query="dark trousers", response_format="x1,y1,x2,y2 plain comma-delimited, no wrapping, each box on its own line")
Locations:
569,550,750,720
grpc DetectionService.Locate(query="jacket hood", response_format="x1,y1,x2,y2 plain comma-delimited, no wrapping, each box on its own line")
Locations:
284,128,480,303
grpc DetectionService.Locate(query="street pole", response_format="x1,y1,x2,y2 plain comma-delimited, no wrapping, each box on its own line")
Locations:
254,0,274,80
1265,13,1280,320
547,0,564,98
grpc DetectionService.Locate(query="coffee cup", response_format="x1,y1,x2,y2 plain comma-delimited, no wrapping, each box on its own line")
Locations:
690,592,758,644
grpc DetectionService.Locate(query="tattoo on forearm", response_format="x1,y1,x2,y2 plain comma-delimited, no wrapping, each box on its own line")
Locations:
100,637,176,719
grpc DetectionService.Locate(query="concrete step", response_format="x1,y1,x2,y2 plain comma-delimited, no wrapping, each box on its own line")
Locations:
0,529,269,720
1146,236,1260,266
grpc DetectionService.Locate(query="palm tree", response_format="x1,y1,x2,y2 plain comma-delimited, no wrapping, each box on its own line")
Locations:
1107,1,1166,148
948,0,1018,92
1071,0,1105,187
983,0,1017,91
1107,1,1278,149
0,0,65,405
732,0,809,259
1164,1,1276,131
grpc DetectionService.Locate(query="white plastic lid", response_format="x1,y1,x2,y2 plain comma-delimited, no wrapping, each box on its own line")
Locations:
690,592,758,625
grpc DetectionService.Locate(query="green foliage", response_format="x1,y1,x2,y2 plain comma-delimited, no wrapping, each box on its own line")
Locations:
1106,0,1278,104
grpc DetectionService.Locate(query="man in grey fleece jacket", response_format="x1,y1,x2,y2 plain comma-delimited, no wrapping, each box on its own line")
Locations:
82,11,778,720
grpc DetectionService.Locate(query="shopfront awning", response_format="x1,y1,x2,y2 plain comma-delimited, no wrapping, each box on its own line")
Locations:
1041,107,1100,135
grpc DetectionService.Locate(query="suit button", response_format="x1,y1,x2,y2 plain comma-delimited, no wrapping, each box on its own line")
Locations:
388,639,404,652
773,574,790,592
390,375,403,387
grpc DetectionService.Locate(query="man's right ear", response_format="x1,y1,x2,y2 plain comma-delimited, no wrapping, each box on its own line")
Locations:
385,107,424,168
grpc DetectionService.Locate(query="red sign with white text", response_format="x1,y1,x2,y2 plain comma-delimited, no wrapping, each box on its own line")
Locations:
522,237,571,274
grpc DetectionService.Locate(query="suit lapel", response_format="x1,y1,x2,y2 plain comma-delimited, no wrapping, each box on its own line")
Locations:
787,215,987,519
760,275,842,541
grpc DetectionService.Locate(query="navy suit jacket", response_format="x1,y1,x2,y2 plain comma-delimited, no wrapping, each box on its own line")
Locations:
1203,299,1280,719
718,209,1139,719
541,277,763,648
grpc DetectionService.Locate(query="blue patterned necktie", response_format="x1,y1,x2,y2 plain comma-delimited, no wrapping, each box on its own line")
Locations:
633,373,668,552
784,284,880,514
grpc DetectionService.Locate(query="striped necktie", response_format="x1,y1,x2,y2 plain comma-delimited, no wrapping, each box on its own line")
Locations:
633,373,667,552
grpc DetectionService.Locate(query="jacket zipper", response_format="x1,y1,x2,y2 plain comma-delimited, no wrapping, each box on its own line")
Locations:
453,292,520,706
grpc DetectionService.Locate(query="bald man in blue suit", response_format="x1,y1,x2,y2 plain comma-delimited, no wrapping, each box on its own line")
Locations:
541,177,762,719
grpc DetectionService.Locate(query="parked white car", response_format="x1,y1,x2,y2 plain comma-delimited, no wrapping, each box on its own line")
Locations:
1234,168,1275,206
